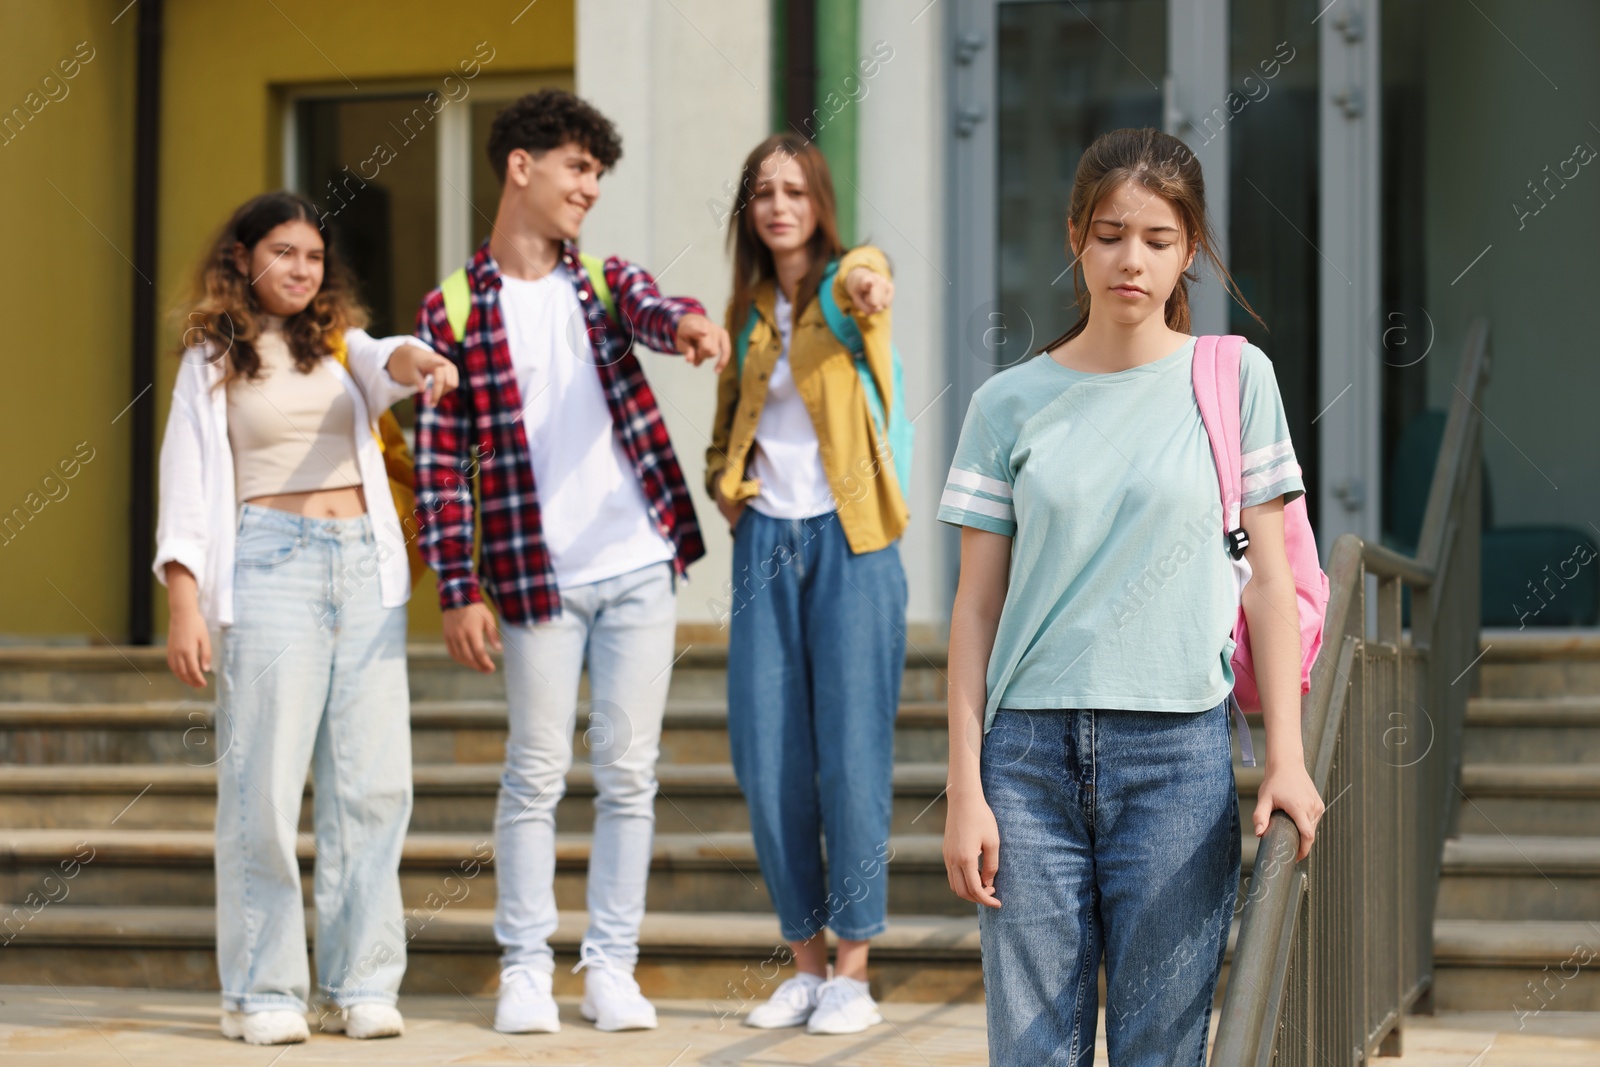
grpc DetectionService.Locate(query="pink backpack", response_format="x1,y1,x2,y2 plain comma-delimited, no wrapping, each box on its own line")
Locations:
1193,335,1330,762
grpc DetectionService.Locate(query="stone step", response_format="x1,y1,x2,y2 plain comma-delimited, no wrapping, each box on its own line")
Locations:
1233,694,1600,769
1433,919,1600,1012
0,699,952,766
1461,696,1600,763
0,762,1299,838
0,644,953,705
0,647,199,704
1,898,1587,1012
1478,630,1600,697
0,829,967,917
0,762,954,835
0,904,984,1003
15,631,1591,704
1437,835,1600,920
11,693,1600,778
1456,763,1600,836
0,764,1276,836
7,826,1591,923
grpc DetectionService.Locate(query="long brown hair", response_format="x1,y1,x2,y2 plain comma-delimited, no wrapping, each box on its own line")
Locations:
177,191,367,383
1040,127,1264,353
726,133,847,331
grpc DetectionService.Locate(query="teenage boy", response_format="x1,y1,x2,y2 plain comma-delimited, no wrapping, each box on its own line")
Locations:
413,89,729,1035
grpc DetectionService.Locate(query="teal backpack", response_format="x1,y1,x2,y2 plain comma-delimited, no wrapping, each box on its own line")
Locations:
734,259,914,501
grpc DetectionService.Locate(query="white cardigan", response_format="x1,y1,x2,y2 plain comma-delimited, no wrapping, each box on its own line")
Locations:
152,328,419,629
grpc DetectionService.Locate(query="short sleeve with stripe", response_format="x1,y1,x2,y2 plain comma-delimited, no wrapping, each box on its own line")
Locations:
938,400,1016,536
1238,343,1306,508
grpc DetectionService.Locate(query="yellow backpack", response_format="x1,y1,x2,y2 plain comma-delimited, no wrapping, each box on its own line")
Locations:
326,330,427,589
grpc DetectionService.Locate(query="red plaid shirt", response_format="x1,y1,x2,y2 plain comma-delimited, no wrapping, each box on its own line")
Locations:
414,240,706,624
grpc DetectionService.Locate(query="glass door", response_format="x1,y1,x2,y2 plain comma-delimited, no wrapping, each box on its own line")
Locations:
993,0,1170,359
948,0,1329,570
949,0,1238,391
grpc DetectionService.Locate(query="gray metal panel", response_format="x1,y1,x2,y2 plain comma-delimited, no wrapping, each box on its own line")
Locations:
1318,0,1384,560
945,0,1000,601
1167,0,1230,337
947,0,1000,425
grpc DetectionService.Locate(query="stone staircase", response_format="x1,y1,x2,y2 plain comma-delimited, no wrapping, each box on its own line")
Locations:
1431,630,1600,1012
0,633,1596,1012
0,643,977,1005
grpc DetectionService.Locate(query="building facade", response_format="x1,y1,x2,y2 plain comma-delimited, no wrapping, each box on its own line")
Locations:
2,0,1596,640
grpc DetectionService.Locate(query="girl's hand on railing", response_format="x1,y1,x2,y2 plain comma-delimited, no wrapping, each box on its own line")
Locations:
943,788,1002,908
1254,762,1325,862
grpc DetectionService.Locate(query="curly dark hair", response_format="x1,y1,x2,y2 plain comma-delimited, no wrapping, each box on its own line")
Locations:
486,89,623,183
177,191,367,386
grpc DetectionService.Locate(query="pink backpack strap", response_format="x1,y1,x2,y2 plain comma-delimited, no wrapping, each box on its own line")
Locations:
1192,334,1246,535
1194,334,1257,766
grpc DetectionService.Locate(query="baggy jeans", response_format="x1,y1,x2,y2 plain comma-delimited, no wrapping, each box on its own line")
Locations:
726,508,907,943
216,504,414,1013
978,701,1241,1066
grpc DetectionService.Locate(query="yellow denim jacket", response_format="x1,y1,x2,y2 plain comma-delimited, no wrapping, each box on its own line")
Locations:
706,245,909,554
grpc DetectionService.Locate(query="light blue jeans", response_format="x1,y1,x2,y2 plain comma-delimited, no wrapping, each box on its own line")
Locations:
216,504,413,1013
726,509,907,942
494,560,677,974
978,701,1241,1066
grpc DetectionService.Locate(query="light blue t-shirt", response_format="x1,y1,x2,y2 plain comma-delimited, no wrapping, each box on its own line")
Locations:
938,337,1305,732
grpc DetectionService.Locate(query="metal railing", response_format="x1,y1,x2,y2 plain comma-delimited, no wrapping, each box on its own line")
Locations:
1213,319,1490,1066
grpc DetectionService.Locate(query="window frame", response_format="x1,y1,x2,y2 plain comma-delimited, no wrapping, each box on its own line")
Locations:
280,73,574,279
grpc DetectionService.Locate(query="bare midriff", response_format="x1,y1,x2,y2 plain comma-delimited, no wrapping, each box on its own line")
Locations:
244,484,367,519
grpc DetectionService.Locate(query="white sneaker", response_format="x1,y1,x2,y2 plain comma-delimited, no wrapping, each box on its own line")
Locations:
744,972,824,1028
574,944,657,1031
341,1003,405,1039
311,1001,405,1038
806,976,884,1035
495,964,561,1034
221,1008,310,1045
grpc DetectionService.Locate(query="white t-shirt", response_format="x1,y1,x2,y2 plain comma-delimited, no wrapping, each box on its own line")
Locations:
497,272,675,588
748,290,837,519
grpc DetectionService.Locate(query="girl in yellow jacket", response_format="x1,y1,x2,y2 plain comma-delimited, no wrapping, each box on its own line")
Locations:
707,132,908,1036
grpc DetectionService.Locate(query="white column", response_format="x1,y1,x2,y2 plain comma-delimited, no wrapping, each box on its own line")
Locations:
577,0,770,625
859,0,948,629
436,102,472,279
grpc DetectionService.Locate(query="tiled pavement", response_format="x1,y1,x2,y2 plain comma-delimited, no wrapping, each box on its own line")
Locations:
1,988,1598,1065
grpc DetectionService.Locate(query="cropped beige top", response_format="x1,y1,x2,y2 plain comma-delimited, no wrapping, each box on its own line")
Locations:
226,318,362,501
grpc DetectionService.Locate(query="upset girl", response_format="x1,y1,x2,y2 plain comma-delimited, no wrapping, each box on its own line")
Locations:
706,133,908,1035
155,191,457,1045
940,128,1325,1064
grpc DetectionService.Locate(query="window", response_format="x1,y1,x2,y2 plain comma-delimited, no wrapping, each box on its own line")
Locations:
285,74,575,337
283,74,572,437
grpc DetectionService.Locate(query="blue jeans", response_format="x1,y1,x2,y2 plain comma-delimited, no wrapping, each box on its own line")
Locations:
216,505,413,1013
726,509,907,942
494,561,677,973
979,701,1240,1066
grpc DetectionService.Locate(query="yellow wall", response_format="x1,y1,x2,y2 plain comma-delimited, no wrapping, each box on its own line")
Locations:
159,1,574,639
0,1,136,638
0,0,574,639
